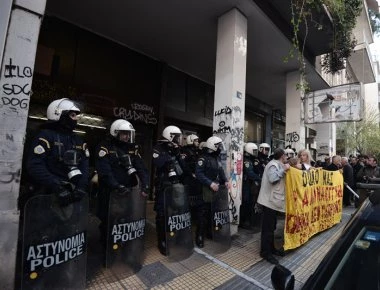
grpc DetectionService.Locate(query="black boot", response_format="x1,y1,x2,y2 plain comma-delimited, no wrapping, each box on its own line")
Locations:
158,238,167,256
196,234,204,248
156,216,168,256
196,223,205,248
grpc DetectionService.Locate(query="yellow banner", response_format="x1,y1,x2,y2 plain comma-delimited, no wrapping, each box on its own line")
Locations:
284,167,343,250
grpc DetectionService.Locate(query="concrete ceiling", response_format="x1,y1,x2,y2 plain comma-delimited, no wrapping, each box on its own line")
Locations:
45,0,329,113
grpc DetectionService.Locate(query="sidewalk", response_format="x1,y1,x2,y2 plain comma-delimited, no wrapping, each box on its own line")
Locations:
86,203,356,289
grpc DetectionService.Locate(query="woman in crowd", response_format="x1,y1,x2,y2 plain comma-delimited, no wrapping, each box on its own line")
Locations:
297,149,314,171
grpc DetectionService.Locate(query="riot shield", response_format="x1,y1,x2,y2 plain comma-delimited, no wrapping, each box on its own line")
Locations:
164,183,193,262
21,194,88,290
210,185,231,254
105,183,146,276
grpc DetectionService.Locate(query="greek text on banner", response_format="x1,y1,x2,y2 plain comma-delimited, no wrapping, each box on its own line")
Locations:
284,167,343,250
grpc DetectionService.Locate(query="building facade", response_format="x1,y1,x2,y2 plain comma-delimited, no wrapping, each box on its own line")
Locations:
0,0,378,288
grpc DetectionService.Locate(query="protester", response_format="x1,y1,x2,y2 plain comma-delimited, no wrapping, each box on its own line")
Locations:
325,155,342,171
288,157,302,169
356,156,380,206
297,149,314,170
341,157,354,207
257,148,290,264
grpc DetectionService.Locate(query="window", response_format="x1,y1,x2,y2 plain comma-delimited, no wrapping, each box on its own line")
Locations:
244,111,264,143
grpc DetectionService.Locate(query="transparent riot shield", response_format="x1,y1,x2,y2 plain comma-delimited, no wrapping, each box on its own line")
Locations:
21,194,89,290
210,185,231,254
105,183,146,276
164,183,193,262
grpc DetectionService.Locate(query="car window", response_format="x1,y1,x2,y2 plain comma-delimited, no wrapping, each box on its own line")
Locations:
325,226,380,289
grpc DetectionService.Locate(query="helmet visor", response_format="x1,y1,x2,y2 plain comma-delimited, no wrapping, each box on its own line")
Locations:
171,133,183,146
118,130,135,143
216,142,225,152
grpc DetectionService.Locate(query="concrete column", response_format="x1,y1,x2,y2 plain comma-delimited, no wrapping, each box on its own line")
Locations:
0,0,12,64
285,71,306,151
213,9,247,235
0,1,46,288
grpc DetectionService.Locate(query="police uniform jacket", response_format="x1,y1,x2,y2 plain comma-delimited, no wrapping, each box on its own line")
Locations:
243,156,261,185
26,123,89,191
181,145,199,183
195,152,227,187
95,137,149,191
257,152,269,176
152,140,185,186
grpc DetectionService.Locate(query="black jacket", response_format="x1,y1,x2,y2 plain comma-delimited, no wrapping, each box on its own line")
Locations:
26,123,89,191
95,137,149,190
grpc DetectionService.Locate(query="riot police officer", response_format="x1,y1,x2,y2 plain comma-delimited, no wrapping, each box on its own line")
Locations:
181,134,204,247
26,98,89,205
258,143,271,175
22,98,89,289
240,143,261,230
284,148,296,160
152,125,186,255
195,136,229,244
95,119,149,245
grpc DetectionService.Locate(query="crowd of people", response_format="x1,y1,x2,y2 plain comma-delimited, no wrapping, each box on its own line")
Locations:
22,97,379,275
284,149,380,208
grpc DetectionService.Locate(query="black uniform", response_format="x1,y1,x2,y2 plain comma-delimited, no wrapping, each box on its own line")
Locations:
195,150,228,238
26,122,89,203
152,140,186,254
181,144,204,246
240,155,261,229
95,137,149,240
257,152,269,176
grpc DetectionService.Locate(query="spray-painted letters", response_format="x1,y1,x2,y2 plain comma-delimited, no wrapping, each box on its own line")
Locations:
113,103,157,125
2,58,32,109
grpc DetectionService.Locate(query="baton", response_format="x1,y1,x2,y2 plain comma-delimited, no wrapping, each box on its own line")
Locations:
345,184,359,199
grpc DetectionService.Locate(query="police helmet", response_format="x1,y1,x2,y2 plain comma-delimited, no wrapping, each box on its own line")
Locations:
284,148,295,158
46,98,81,121
110,119,135,143
162,125,182,144
186,134,199,146
244,142,258,157
259,143,271,154
205,136,224,152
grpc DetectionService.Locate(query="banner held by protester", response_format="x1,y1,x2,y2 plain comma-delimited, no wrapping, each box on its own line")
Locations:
284,167,343,250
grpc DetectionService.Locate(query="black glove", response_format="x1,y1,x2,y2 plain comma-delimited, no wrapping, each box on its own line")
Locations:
56,186,73,207
72,188,87,202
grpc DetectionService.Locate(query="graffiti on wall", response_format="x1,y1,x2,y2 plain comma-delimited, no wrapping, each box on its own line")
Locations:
213,104,244,225
0,57,32,191
113,102,157,125
1,58,32,112
286,131,300,147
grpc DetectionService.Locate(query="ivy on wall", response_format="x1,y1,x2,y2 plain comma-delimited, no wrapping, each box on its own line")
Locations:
288,0,363,92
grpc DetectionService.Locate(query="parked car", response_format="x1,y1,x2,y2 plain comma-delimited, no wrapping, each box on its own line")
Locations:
271,182,380,290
